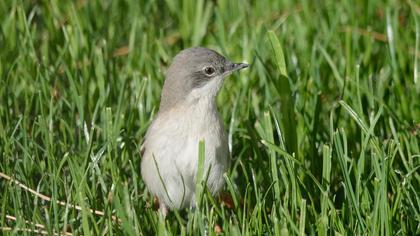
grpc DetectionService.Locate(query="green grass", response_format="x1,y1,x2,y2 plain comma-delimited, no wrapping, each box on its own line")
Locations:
1,0,420,235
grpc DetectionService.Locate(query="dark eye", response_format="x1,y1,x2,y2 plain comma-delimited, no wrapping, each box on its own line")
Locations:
203,66,216,76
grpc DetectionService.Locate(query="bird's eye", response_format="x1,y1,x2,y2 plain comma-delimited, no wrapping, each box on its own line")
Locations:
203,66,216,76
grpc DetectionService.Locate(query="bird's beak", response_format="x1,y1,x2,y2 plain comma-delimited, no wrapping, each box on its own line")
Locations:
224,62,249,76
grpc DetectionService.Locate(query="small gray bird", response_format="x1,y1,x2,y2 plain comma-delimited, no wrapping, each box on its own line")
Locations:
141,47,248,215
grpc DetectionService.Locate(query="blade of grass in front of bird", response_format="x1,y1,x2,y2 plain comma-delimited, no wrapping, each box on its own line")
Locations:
196,140,205,209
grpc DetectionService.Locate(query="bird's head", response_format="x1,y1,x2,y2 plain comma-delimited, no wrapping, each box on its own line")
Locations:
159,47,248,112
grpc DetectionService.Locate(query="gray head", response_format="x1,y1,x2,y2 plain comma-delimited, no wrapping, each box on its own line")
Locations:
159,47,248,112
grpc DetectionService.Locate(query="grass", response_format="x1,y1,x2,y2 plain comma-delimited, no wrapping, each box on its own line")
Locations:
1,0,419,235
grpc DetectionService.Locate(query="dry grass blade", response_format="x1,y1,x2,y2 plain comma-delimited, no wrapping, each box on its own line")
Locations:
0,172,120,223
3,215,73,236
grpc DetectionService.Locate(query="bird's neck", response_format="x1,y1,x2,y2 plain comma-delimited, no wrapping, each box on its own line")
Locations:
189,95,218,114
159,94,219,121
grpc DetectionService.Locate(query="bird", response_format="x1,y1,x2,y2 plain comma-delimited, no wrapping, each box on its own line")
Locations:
140,47,248,216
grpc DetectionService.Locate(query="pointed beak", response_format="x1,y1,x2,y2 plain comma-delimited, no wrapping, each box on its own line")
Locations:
224,62,249,75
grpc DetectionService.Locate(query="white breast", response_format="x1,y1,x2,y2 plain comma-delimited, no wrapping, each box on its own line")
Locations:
141,97,229,209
